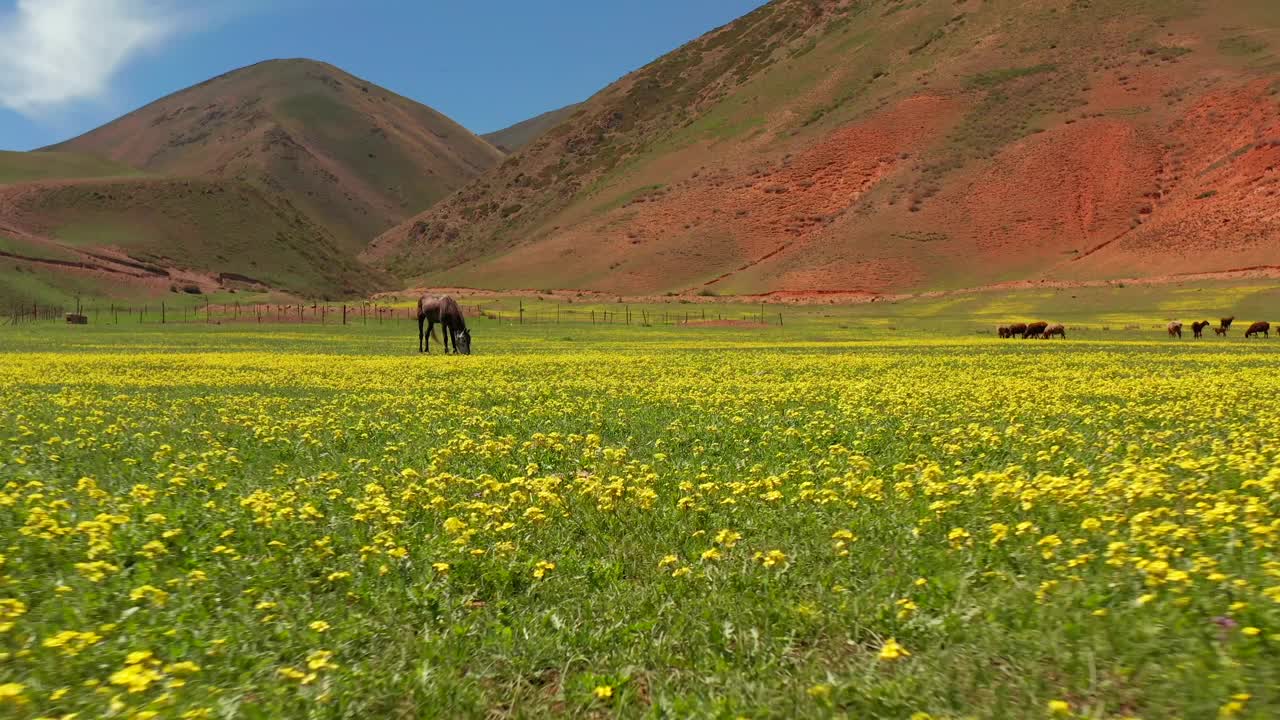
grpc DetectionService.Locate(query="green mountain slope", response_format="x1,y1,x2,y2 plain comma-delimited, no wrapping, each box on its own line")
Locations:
1,177,384,299
0,151,144,185
48,59,503,253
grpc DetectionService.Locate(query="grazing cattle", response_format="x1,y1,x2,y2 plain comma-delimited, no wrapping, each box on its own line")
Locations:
997,325,1012,338
1008,322,1028,339
1043,323,1066,339
1167,321,1183,338
1244,321,1270,338
417,295,473,354
1024,321,1049,339
1219,316,1235,335
1191,320,1210,338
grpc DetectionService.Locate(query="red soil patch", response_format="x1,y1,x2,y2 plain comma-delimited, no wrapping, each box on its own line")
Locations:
469,95,959,294
940,117,1161,271
1066,80,1280,277
734,115,1162,293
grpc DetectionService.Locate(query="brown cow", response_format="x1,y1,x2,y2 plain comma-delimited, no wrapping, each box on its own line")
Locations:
1191,320,1210,338
1244,321,1270,338
1043,323,1066,339
1024,321,1049,339
1167,321,1183,338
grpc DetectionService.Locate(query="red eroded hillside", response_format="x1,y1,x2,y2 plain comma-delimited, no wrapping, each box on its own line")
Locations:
372,0,1280,295
1063,79,1280,280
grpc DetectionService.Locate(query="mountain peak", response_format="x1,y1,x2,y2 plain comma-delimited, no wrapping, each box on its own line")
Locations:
49,59,502,252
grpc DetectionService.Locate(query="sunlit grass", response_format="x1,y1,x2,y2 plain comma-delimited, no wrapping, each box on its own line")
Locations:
0,317,1277,718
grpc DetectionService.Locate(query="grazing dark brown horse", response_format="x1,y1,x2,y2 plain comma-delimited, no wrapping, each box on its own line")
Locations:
1043,323,1066,339
1244,321,1270,338
1167,321,1183,338
417,295,472,354
1024,321,1048,339
1191,320,1210,338
997,325,1012,338
1008,322,1028,339
1218,316,1235,335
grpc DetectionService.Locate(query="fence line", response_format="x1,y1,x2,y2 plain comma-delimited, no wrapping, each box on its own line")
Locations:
3,299,787,328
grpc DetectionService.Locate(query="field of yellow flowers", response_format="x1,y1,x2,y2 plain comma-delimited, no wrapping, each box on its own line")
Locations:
0,322,1277,718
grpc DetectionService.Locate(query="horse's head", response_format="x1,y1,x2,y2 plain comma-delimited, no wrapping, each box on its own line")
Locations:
453,328,472,355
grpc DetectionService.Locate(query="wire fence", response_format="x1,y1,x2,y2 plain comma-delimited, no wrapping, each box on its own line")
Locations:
3,298,786,328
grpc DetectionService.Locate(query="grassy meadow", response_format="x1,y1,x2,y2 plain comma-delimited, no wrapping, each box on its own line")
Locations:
1,289,1278,718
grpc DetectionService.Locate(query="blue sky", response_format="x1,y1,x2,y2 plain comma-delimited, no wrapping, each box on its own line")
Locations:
0,0,769,152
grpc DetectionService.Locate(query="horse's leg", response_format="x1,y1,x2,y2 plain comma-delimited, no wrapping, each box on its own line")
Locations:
418,314,425,353
443,321,452,354
425,319,433,353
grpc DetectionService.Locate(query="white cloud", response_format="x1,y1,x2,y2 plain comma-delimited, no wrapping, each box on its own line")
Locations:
0,0,201,115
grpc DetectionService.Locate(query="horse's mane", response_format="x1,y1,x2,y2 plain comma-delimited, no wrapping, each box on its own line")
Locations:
441,295,467,330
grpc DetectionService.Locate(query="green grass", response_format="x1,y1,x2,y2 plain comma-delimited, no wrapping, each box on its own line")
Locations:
0,258,121,308
1218,35,1268,56
965,63,1058,89
592,184,667,213
0,306,1278,718
53,221,150,248
0,151,142,185
9,179,384,298
1142,45,1193,61
0,235,77,262
1200,143,1257,177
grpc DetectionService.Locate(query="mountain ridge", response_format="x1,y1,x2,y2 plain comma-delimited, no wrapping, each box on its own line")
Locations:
3,58,496,301
47,58,503,253
482,103,583,153
369,0,1280,296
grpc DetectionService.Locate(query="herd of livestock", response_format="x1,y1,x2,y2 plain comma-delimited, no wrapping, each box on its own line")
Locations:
1166,317,1270,338
997,321,1067,339
998,316,1272,339
407,295,1275,350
